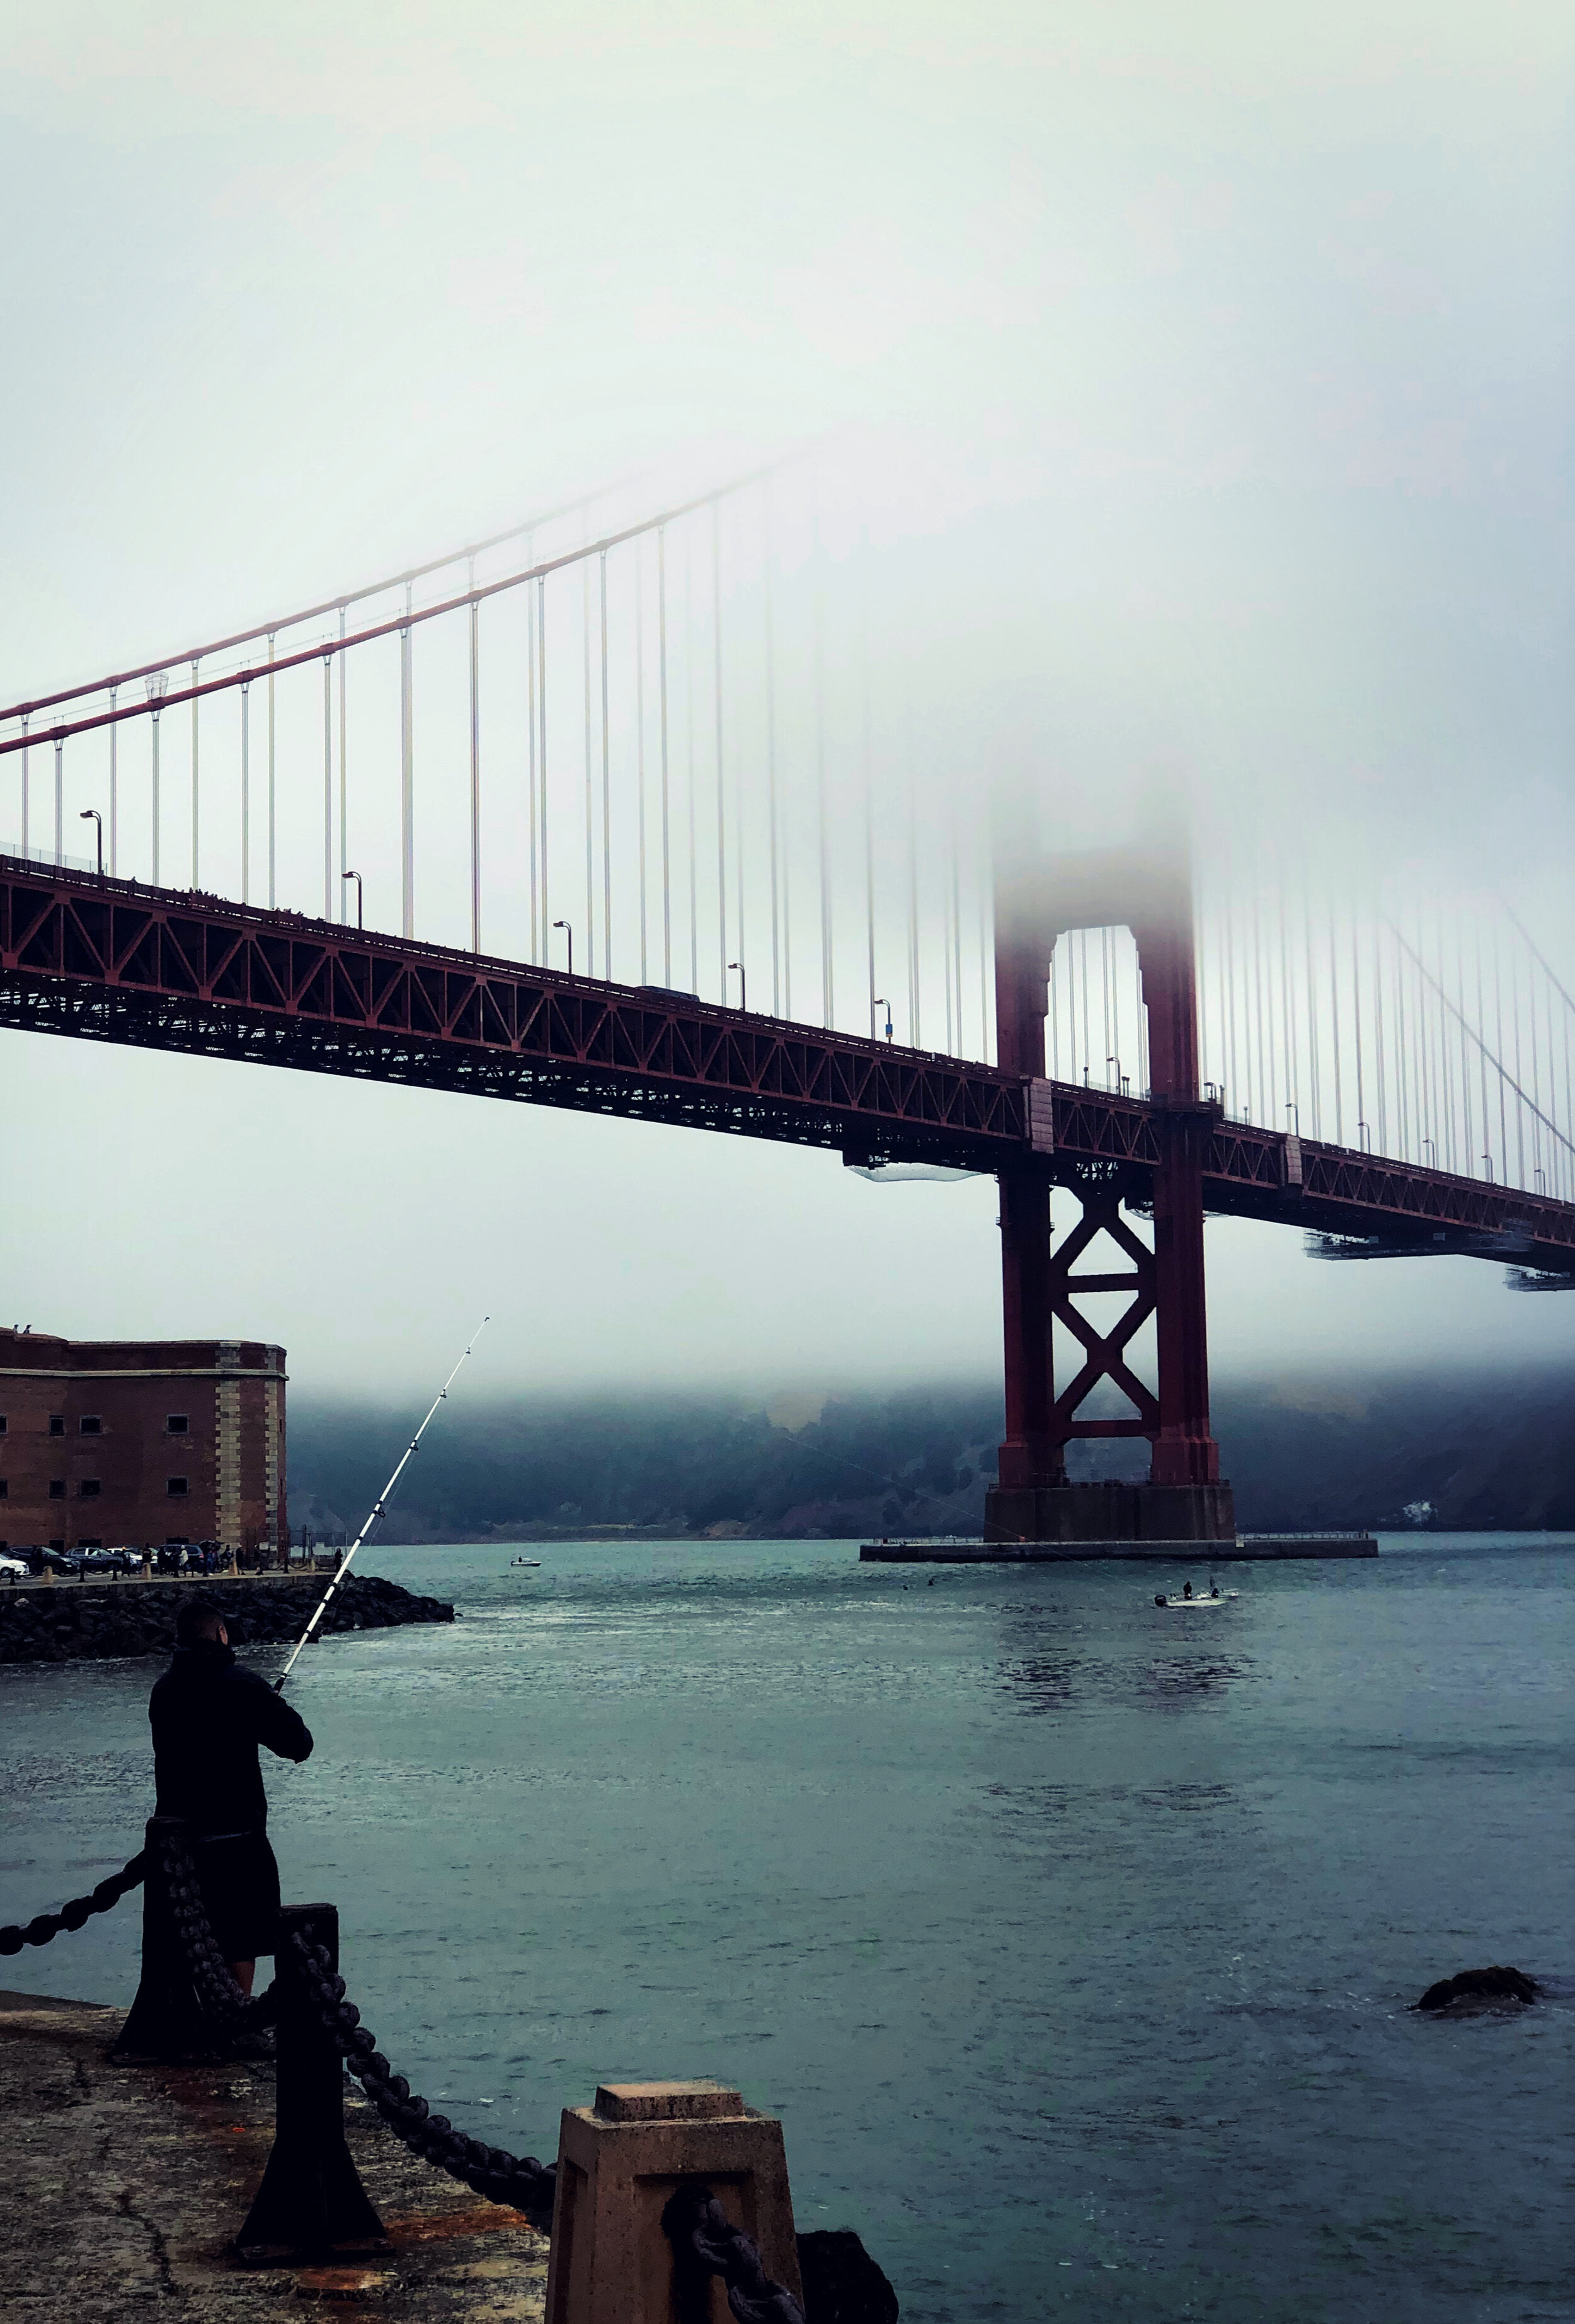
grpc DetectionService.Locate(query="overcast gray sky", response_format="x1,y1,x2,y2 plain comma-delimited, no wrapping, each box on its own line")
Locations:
1,3,1571,1404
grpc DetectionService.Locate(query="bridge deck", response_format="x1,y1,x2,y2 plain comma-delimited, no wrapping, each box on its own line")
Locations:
4,856,1572,1275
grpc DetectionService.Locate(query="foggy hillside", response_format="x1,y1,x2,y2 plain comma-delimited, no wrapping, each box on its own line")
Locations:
287,1367,1575,1543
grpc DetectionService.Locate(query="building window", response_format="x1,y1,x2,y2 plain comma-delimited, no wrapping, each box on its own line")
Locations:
167,1477,190,1497
0,1415,7,1433
166,1414,189,1435
49,1415,66,1436
76,1538,102,1550
79,1415,102,1435
49,1480,66,1499
0,1480,8,1499
79,1480,101,1499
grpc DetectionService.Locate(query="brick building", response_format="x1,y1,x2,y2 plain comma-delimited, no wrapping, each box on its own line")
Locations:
0,1328,286,1556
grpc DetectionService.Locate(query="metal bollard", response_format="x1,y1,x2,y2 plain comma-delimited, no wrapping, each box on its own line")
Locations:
544,2081,803,2324
112,1815,210,2061
234,1902,390,2264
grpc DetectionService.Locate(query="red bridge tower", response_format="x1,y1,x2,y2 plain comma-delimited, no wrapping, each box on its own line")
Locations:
986,834,1236,1548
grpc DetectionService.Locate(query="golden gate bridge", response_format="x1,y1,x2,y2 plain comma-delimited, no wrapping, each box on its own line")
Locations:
3,462,1571,1549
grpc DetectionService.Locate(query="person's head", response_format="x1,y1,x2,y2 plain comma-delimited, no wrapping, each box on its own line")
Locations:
175,1599,229,1650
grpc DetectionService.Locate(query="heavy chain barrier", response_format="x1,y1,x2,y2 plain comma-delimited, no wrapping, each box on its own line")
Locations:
289,1930,557,2224
661,2184,808,2324
0,1853,145,1956
159,1832,279,2031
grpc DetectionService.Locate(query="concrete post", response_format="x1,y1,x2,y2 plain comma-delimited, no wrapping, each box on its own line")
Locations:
544,2081,803,2324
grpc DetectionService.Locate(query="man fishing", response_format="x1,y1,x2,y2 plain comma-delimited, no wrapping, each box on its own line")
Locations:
150,1599,314,1996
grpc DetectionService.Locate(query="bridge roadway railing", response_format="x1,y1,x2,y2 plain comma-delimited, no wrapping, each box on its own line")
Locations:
4,852,1573,1274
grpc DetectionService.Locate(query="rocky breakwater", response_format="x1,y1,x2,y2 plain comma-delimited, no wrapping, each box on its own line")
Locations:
0,1573,455,1665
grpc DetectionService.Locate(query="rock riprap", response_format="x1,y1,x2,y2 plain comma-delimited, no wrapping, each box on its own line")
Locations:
0,1573,454,1664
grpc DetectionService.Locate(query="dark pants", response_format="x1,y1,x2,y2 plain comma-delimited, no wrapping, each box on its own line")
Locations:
190,1829,282,1959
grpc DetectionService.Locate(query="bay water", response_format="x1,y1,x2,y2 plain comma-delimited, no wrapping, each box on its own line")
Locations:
4,1534,1571,2321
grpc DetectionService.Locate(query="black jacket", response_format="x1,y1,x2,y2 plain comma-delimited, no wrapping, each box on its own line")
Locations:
149,1642,314,1834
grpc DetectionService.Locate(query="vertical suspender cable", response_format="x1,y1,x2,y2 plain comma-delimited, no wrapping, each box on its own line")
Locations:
765,486,781,1016
322,652,334,919
657,530,672,987
337,605,348,922
1373,924,1388,1154
536,576,549,955
1510,935,1526,1185
952,806,965,1061
583,556,595,975
711,503,728,999
1475,921,1491,1174
1225,898,1239,1115
1350,914,1366,1146
526,580,538,962
151,698,162,887
1303,873,1321,1138
470,573,482,953
600,551,612,981
906,784,920,1045
400,587,414,938
52,733,63,865
1327,900,1344,1145
108,689,118,875
190,658,200,887
19,712,28,858
813,497,832,1028
861,589,876,1039
266,632,277,910
684,546,699,996
635,543,648,985
240,679,250,904
1492,921,1509,1180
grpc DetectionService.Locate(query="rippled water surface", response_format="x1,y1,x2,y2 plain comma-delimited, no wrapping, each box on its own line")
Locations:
4,1535,1572,2321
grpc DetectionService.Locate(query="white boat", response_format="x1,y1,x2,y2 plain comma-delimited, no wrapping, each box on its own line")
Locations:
1154,1584,1238,1607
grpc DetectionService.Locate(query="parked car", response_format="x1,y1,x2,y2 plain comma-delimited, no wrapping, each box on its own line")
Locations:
0,1552,28,1579
78,1548,140,1575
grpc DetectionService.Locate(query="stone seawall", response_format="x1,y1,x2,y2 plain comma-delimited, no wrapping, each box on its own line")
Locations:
0,1573,454,1665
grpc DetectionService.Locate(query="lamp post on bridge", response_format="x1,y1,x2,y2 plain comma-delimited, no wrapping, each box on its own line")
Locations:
78,808,103,877
874,997,893,1042
728,960,747,1013
553,919,574,977
341,870,363,929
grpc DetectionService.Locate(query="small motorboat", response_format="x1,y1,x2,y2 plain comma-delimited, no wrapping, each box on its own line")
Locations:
510,1556,542,1568
1154,1581,1238,1607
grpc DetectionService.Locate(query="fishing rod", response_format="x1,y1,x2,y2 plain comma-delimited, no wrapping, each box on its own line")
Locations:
274,1316,490,1692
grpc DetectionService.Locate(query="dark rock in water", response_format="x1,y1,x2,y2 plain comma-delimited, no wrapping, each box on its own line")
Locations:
797,2229,900,2323
1417,1965,1539,2011
0,1574,454,1664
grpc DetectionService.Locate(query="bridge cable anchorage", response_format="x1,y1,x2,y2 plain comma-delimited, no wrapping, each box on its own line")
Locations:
661,2182,807,2324
288,1929,556,2224
0,1851,146,1956
273,1318,489,1691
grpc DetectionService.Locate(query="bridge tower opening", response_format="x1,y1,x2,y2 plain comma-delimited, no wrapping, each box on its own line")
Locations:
987,831,1236,1548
